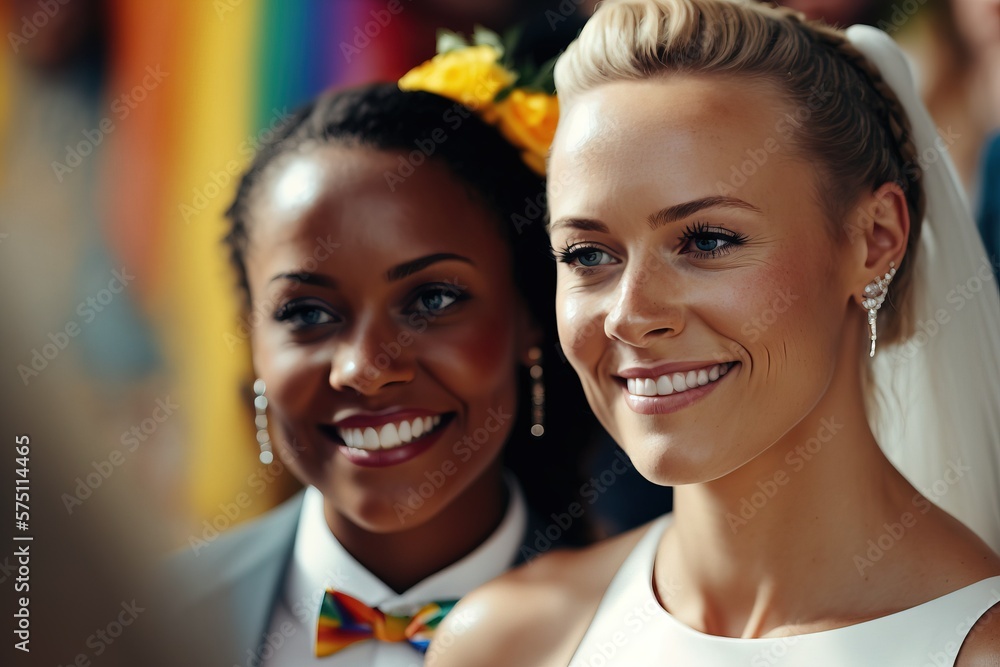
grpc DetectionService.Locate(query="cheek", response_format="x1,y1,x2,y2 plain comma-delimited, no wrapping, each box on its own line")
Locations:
252,325,325,420
421,312,518,402
556,288,604,370
720,249,843,373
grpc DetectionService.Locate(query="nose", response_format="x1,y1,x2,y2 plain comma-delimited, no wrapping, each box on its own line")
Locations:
604,259,684,347
328,315,415,395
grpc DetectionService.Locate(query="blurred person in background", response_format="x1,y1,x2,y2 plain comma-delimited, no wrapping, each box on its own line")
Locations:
951,0,1000,277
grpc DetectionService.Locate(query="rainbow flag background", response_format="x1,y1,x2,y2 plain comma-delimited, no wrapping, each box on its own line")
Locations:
103,0,435,526
1,0,443,535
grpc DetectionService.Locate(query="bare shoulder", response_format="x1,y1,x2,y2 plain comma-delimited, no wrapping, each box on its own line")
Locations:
426,521,656,667
955,601,1000,666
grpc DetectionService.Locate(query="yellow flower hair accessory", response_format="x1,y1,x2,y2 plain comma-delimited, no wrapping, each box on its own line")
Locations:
398,28,558,177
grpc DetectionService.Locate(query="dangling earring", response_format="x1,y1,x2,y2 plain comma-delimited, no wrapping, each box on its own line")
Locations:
862,262,896,358
253,378,274,464
528,347,545,437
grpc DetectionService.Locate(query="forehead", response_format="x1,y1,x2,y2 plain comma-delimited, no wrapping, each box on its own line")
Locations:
246,144,504,253
550,76,808,214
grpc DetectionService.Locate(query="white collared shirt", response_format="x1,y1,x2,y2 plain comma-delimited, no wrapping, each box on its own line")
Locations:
261,475,527,666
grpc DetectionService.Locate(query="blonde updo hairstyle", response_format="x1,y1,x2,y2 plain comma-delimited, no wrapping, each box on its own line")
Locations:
554,0,924,346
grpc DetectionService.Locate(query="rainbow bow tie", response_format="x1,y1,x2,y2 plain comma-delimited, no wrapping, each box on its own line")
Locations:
315,589,457,657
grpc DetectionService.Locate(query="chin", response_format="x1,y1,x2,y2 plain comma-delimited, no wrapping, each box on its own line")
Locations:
619,432,743,487
333,493,431,534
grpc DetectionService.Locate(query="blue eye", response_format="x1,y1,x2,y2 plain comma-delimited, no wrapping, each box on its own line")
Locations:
410,285,467,315
578,249,609,267
680,223,747,258
274,301,337,330
695,237,720,252
556,245,616,271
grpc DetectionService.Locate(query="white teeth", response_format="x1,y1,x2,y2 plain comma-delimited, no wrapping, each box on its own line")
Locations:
626,363,734,398
379,423,400,448
335,414,446,451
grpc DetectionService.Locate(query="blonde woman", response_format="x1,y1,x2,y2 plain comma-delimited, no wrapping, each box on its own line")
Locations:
428,1,1000,664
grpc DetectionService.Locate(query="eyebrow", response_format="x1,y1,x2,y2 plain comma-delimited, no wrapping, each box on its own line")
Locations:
385,253,474,281
648,196,761,229
269,272,337,287
548,196,761,234
269,253,475,288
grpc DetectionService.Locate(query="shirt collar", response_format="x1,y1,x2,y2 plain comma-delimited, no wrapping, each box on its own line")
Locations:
283,472,526,629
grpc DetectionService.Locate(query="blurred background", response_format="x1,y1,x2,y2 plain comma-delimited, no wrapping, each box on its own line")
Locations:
0,0,997,663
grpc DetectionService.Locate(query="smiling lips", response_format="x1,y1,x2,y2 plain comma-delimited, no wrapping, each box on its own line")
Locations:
623,361,734,397
335,415,444,451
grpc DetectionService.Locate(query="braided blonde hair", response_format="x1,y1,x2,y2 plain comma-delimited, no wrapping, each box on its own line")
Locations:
555,0,924,344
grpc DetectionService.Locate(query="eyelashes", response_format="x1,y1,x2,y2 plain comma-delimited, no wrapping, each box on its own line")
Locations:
274,300,337,330
553,244,613,268
678,221,748,259
554,221,749,272
272,284,469,332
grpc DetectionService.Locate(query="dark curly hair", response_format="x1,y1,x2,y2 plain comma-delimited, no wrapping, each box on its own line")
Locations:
224,82,598,546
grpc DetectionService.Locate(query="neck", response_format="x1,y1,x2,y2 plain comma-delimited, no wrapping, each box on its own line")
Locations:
659,331,919,637
324,459,508,594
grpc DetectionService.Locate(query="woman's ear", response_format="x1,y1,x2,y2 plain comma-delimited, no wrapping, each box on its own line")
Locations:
845,182,910,305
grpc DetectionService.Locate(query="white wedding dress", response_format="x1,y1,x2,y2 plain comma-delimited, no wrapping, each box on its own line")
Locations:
570,515,1000,666
569,22,1000,667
